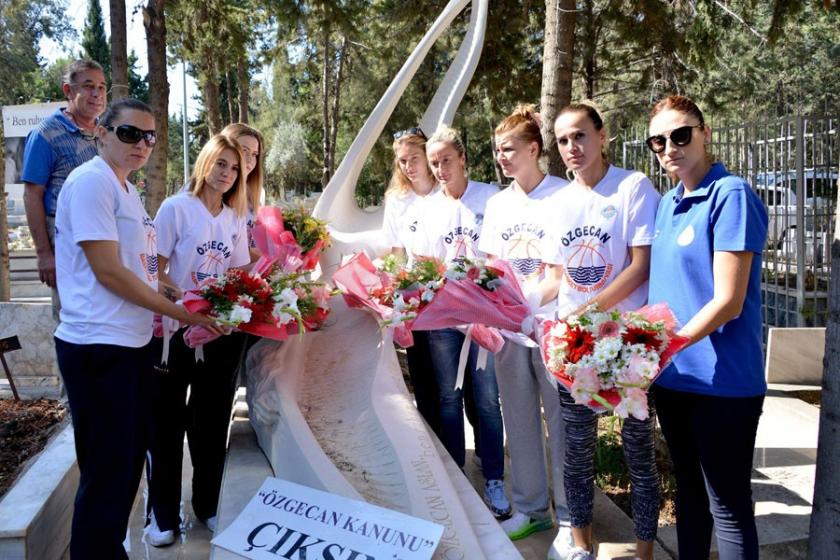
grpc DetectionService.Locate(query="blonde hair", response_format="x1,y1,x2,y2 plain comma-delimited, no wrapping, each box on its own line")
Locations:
187,134,247,217
221,123,264,214
386,132,432,198
427,125,466,158
495,103,543,153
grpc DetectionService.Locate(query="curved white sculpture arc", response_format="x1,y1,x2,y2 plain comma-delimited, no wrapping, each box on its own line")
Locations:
247,1,521,558
313,0,488,274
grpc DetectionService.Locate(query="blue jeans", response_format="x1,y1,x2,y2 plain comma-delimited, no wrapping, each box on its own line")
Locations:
652,385,763,560
427,328,504,480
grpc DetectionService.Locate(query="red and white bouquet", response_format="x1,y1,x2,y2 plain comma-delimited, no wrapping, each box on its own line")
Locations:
540,303,689,420
333,252,531,351
182,268,332,348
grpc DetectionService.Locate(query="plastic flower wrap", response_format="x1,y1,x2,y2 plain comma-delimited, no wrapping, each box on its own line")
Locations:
250,205,330,275
333,253,530,351
540,303,690,420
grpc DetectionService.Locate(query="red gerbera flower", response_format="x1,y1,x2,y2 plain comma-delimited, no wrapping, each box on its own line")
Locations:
565,326,595,363
623,327,660,352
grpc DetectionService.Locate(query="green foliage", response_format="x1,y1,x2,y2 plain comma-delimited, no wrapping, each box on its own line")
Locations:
0,0,72,105
128,50,149,102
80,0,110,78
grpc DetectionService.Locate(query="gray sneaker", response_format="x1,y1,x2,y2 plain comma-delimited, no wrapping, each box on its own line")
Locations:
483,479,512,519
565,546,595,560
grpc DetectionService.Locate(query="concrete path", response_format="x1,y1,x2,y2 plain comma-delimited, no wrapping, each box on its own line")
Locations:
121,385,818,559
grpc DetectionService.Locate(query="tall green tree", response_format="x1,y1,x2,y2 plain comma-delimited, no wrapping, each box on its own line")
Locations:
0,0,70,300
81,0,111,78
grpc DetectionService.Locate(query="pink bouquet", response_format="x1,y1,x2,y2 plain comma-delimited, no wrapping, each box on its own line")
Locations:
250,205,330,276
540,303,690,419
333,253,531,351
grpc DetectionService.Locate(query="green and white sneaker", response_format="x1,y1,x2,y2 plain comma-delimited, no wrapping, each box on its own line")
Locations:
500,511,554,540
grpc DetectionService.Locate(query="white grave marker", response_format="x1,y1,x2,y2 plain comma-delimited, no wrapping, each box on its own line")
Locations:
212,477,444,560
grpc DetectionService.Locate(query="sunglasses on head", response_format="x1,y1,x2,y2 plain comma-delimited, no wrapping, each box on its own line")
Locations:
393,127,426,140
104,124,157,147
645,124,704,153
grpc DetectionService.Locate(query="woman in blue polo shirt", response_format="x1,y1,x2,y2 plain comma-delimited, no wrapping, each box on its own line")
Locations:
647,95,768,560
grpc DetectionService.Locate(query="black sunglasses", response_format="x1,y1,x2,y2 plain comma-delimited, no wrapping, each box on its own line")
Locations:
104,124,157,147
393,127,426,140
645,124,704,153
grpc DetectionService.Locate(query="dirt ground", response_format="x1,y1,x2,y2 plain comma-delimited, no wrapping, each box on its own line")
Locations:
0,398,68,499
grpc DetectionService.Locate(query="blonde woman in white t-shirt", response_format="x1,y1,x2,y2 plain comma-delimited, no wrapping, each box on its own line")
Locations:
145,134,250,546
53,99,215,559
381,127,443,435
539,103,661,560
221,123,264,263
478,105,574,552
417,125,511,519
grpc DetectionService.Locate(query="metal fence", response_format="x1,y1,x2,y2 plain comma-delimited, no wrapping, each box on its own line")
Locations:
612,115,839,333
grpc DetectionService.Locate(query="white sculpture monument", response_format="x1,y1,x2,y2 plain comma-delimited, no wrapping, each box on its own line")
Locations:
245,1,523,558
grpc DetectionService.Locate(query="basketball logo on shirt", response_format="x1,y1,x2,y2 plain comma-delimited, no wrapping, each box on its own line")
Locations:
140,216,158,282
507,235,543,278
191,240,232,286
560,225,613,293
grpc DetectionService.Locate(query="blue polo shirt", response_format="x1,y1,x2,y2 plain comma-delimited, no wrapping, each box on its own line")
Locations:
21,109,99,217
649,163,768,397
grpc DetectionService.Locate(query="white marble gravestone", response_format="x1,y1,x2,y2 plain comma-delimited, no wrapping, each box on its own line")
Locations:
245,1,524,558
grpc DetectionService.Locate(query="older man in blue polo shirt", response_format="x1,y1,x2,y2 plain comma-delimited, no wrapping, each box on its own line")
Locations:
21,59,107,314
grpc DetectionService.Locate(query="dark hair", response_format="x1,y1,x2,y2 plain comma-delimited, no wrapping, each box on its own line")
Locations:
62,59,105,86
557,102,605,132
99,98,153,128
556,101,609,163
495,103,543,153
649,95,706,126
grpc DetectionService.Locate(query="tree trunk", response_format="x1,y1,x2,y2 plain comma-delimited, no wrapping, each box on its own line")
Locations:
237,55,249,123
143,0,169,216
0,126,9,301
109,0,129,100
320,25,332,188
202,61,222,135
808,160,840,558
225,71,236,125
328,35,348,179
582,0,595,100
540,0,577,177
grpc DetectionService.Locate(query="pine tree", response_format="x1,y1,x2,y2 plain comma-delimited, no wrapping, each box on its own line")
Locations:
80,0,110,79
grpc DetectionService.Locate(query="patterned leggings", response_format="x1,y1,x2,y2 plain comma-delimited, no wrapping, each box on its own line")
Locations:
558,387,660,541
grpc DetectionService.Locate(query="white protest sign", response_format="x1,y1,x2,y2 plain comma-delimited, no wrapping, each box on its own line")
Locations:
212,477,444,560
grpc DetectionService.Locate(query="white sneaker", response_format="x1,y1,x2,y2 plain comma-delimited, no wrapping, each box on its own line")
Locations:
546,521,575,560
204,515,218,533
145,512,175,547
565,546,595,560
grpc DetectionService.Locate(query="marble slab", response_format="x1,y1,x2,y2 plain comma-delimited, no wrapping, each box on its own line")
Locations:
0,303,60,391
765,327,825,385
0,422,77,559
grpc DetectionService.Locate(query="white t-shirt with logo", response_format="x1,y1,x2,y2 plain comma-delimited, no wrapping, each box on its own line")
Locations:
544,165,660,315
382,186,440,263
417,180,499,263
479,174,569,345
54,156,159,347
155,192,250,291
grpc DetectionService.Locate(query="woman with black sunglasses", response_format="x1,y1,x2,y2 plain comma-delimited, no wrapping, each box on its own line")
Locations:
647,95,768,560
53,98,215,559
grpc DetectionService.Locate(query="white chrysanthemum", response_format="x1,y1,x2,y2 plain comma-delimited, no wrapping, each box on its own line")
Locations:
421,289,435,303
592,336,623,366
229,304,252,325
237,294,254,305
271,303,294,325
